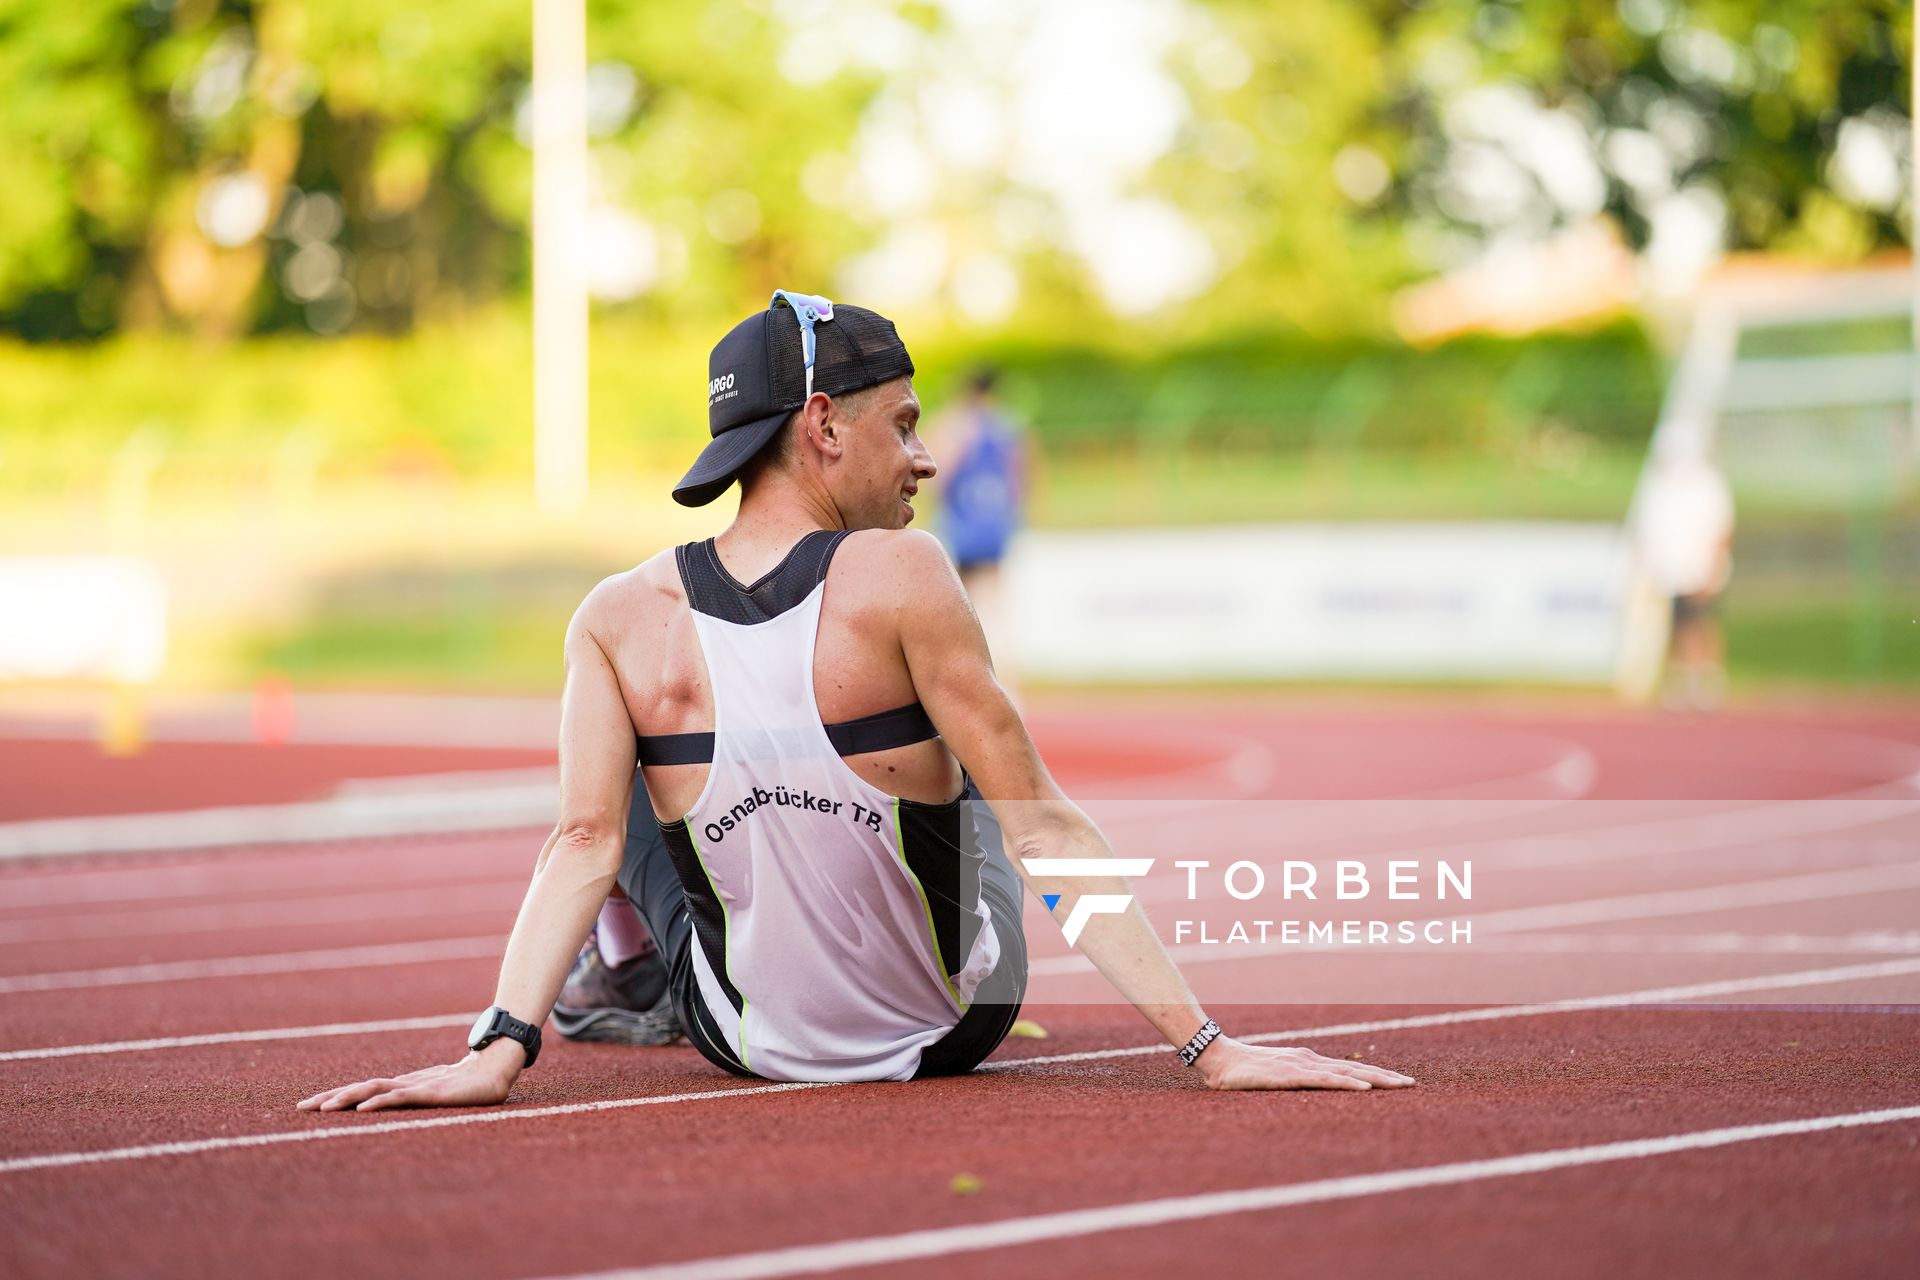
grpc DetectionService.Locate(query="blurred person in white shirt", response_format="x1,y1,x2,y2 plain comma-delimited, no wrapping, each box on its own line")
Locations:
1632,442,1735,711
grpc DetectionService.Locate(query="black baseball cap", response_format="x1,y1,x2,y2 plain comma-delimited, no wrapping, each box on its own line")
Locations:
673,292,916,507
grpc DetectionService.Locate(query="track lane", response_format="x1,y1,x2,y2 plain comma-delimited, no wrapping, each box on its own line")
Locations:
7,962,1920,1167
3,1008,1917,1280
795,1116,1920,1280
8,704,1920,1278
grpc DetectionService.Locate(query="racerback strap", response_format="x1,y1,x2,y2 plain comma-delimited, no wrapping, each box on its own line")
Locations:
636,530,940,765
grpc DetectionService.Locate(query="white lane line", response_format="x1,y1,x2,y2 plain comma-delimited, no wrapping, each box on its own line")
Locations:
1411,733,1596,802
0,881,523,946
987,958,1920,1070
1032,861,1920,977
0,1014,474,1062
0,844,530,911
7,946,1920,1069
1455,930,1920,955
1106,731,1920,893
0,691,562,749
0,786,556,861
0,1082,831,1175
1070,726,1278,802
552,1106,1920,1280
0,936,503,995
331,767,556,797
1437,788,1920,875
0,716,1265,864
10,860,1917,996
1464,862,1920,934
1121,801,1920,908
17,955,1917,1067
3,956,1915,1173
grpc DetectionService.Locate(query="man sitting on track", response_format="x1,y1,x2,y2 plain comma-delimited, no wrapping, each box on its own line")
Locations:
298,293,1414,1110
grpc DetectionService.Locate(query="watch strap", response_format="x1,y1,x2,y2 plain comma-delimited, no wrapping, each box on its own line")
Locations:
471,1006,542,1068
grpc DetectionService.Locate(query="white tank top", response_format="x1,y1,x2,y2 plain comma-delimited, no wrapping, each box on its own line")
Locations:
655,532,1000,1083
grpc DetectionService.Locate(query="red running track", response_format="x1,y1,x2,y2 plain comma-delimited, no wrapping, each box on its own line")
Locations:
2,695,1918,1279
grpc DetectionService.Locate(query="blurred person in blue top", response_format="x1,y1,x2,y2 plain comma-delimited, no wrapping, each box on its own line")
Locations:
933,368,1033,693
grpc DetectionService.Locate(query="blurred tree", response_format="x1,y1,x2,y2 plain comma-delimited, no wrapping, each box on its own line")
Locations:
0,0,535,339
1363,0,1912,276
1165,0,1407,331
0,0,165,339
0,0,872,340
0,0,1908,342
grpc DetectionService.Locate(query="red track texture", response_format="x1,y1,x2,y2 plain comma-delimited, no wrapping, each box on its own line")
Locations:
3,697,1918,1279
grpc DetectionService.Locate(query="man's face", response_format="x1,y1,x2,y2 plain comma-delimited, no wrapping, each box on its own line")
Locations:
828,377,934,530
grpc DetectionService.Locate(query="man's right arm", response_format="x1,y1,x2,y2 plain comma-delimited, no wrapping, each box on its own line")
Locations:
881,530,1412,1091
296,586,638,1111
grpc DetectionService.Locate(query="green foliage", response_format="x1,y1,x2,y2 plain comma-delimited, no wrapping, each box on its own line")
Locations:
1724,595,1920,685
0,311,1662,492
957,320,1662,455
0,2,1906,343
1369,0,1913,257
0,0,875,339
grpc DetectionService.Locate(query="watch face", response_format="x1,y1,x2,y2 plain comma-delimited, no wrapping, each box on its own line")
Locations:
468,1008,497,1048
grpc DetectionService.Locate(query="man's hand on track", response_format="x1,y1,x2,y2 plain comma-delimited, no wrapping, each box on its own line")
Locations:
296,1054,518,1113
1193,1038,1416,1091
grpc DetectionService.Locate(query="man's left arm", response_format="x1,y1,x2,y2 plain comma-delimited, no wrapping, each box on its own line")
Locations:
297,595,639,1112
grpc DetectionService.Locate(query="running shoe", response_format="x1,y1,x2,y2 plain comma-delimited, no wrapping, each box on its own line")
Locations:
551,931,683,1047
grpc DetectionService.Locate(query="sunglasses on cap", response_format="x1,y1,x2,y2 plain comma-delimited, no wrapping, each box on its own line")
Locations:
770,290,834,398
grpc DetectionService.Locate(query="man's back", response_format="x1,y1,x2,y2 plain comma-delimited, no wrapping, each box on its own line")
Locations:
581,525,999,1081
587,526,966,823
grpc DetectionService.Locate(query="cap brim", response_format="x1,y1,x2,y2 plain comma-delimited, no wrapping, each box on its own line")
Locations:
672,408,790,508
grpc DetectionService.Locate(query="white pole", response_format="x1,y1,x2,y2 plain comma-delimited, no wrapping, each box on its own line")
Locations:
532,0,588,515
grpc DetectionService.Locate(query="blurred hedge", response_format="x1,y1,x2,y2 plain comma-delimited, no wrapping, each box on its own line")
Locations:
0,310,1662,493
963,322,1662,456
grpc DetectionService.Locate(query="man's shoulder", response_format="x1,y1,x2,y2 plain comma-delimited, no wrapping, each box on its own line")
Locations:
830,528,966,623
835,528,956,586
574,548,685,636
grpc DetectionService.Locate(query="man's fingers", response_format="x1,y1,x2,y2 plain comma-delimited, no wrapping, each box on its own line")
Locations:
296,1059,506,1112
353,1088,420,1112
1351,1066,1416,1087
300,1082,377,1110
317,1079,397,1111
1299,1050,1414,1088
297,1087,350,1111
1322,1057,1416,1087
295,1057,510,1112
1307,1072,1370,1090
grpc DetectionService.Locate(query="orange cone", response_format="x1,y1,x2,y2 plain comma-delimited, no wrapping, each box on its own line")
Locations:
100,682,147,757
252,674,297,746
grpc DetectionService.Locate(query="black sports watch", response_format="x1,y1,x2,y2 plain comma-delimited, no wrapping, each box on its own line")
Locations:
468,1005,542,1068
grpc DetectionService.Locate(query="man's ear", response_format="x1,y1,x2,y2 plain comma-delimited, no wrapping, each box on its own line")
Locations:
801,391,842,459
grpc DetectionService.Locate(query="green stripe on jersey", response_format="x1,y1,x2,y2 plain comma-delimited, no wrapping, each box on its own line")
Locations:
684,823,750,1071
891,798,969,1013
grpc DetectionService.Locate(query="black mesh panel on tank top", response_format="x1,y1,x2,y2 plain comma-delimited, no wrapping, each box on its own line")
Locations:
676,529,852,625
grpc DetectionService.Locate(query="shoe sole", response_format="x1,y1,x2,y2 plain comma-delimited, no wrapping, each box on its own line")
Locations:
551,1001,684,1047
